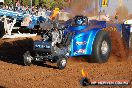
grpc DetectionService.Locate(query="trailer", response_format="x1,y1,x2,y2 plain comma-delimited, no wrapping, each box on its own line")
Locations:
123,19,132,48
0,9,43,38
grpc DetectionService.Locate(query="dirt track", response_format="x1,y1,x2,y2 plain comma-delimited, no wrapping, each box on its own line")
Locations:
0,34,132,88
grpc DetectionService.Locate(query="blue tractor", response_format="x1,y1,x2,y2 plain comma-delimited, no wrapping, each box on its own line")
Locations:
23,15,114,69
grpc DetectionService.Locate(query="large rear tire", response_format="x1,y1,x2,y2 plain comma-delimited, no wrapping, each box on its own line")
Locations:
89,30,112,63
129,33,132,49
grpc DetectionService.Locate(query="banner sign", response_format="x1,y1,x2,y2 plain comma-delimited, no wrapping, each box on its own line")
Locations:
99,0,109,7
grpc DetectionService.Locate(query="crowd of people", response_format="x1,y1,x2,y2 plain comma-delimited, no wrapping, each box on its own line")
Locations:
1,4,51,16
0,1,71,22
1,2,68,22
0,1,60,18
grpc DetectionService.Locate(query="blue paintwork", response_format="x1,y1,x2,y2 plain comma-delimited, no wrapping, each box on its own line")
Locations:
0,9,19,17
122,24,131,48
71,28,100,56
64,24,101,57
63,19,108,57
89,20,107,28
68,25,88,31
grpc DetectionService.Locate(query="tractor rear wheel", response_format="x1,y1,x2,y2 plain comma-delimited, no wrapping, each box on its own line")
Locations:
129,33,132,49
89,30,112,63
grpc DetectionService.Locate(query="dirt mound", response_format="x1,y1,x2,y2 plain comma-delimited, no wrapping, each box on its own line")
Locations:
0,36,42,65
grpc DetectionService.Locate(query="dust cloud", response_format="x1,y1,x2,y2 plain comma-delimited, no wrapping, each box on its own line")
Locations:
115,5,128,22
67,0,98,17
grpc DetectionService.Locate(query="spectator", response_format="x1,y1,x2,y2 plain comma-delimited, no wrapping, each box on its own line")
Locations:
46,8,52,16
16,1,20,7
15,1,20,11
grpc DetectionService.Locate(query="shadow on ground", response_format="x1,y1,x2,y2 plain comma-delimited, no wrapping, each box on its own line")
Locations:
0,38,58,69
0,86,5,88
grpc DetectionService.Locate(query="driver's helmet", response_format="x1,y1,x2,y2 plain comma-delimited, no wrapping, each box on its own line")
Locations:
76,18,83,25
75,16,87,25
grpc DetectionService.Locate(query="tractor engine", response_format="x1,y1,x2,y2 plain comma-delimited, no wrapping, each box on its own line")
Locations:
33,21,68,56
23,20,68,70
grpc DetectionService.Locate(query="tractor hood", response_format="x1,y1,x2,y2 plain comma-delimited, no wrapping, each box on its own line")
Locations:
66,20,106,33
68,25,88,31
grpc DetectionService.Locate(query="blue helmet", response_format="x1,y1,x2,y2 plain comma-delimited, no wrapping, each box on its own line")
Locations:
74,16,88,25
76,18,83,25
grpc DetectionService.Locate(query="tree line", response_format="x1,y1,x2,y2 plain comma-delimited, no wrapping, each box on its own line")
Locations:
4,0,71,9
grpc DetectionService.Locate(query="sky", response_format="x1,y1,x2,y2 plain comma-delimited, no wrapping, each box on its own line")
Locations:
0,0,4,2
101,0,132,15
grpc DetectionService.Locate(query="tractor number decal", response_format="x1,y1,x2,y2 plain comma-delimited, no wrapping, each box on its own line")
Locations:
35,44,51,49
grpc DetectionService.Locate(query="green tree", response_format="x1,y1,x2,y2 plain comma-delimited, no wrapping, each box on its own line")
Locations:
21,0,30,6
32,0,39,6
3,0,68,9
41,0,55,9
41,0,66,9
4,0,12,5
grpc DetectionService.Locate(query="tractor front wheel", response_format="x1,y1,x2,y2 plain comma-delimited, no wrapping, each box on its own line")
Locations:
57,56,67,70
23,51,33,66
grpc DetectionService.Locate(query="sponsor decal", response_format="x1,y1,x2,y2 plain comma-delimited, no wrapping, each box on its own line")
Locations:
74,49,86,55
35,44,50,49
76,41,86,45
